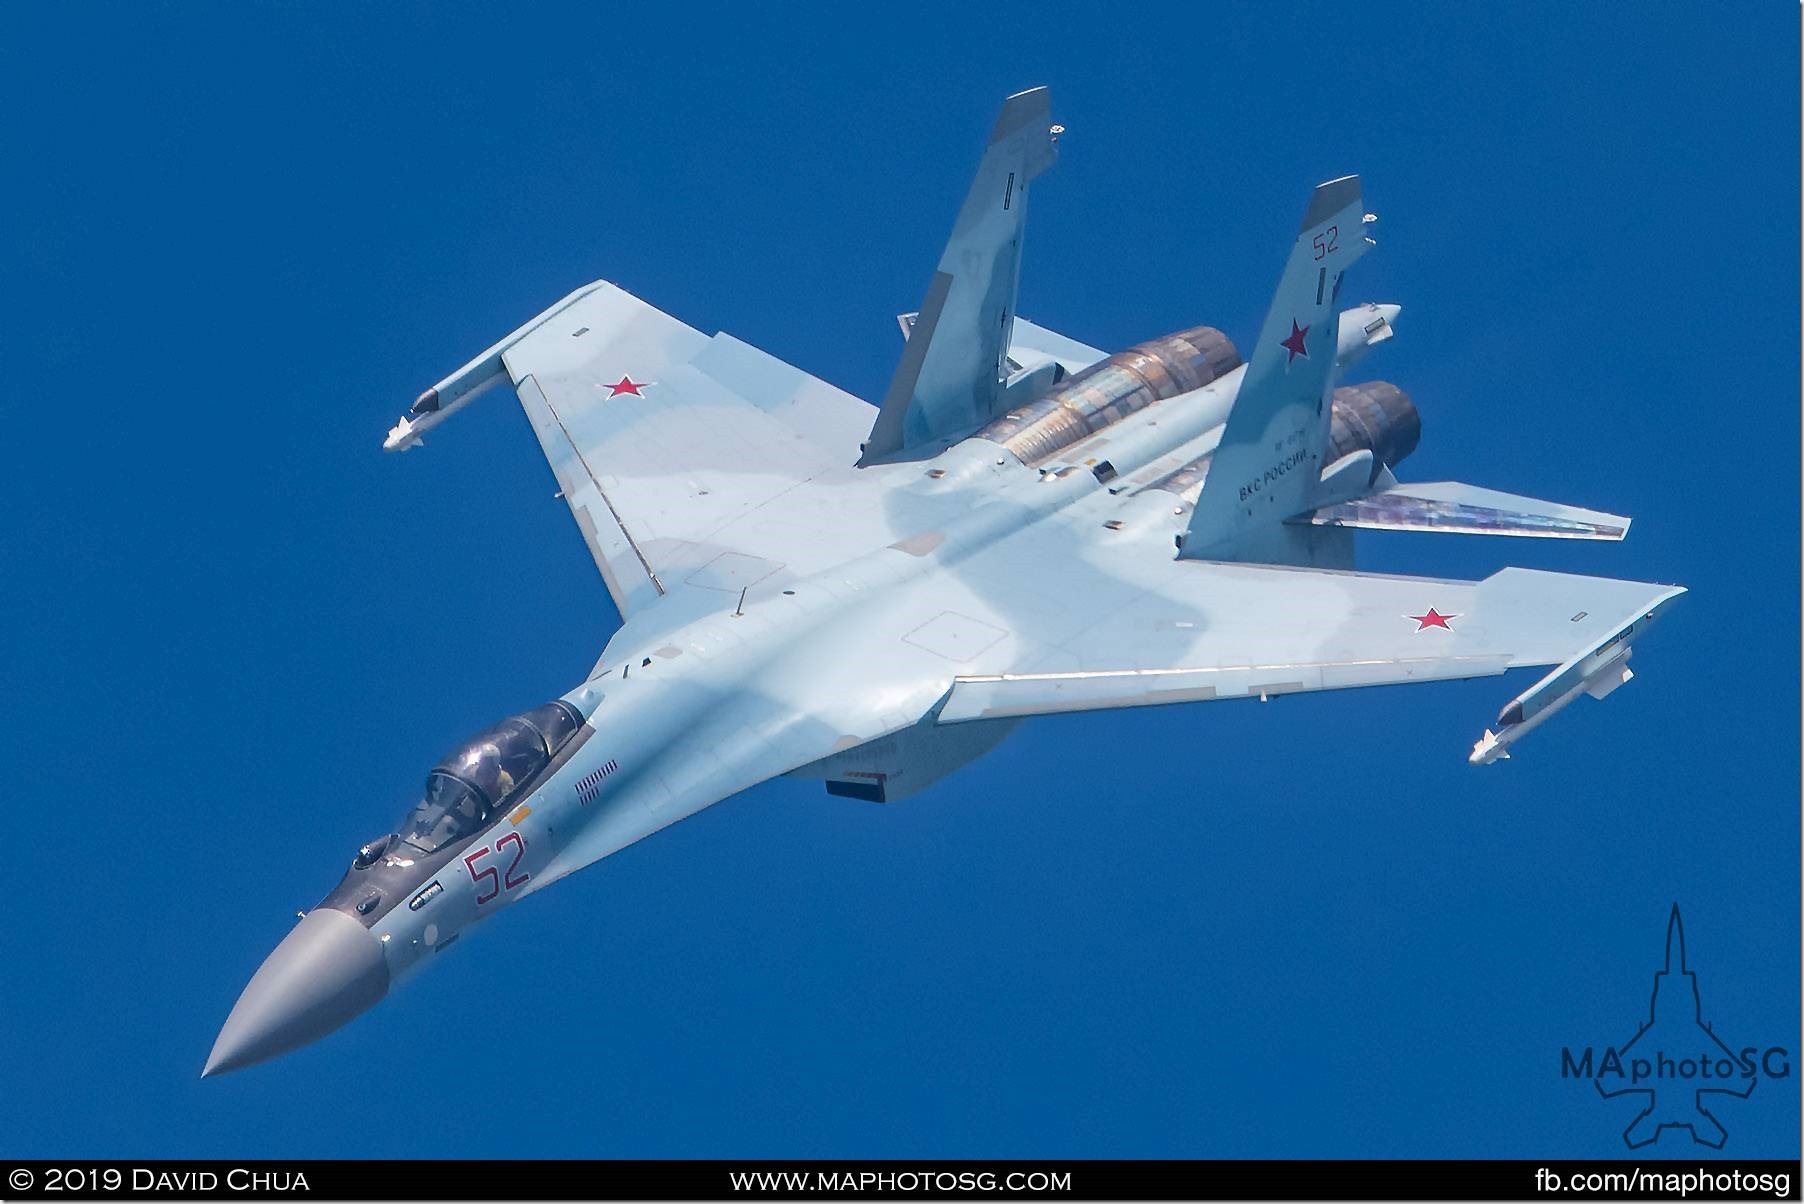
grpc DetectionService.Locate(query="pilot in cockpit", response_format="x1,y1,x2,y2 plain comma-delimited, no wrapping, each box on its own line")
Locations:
390,701,583,857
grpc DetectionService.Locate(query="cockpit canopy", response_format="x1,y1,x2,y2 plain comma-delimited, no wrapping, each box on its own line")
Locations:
399,701,583,853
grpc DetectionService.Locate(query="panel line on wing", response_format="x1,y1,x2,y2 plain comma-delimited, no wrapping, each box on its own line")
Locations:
954,655,1505,683
520,372,665,598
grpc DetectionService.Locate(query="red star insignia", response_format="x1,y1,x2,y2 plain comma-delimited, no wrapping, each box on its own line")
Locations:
1407,607,1457,632
1280,319,1310,363
605,375,647,398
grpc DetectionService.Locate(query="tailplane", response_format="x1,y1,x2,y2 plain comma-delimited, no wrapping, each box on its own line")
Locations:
1308,481,1631,540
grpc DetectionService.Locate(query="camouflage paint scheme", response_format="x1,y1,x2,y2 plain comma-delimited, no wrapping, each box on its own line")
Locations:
207,88,1682,1076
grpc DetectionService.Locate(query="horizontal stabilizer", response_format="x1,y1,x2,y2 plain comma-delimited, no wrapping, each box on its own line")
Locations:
1307,481,1630,540
1005,315,1107,375
894,312,1105,376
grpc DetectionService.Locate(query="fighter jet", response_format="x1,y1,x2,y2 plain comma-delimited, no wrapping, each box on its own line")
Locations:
205,87,1683,1075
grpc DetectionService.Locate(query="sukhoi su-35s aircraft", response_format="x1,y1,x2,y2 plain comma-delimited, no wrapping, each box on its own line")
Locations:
206,88,1684,1075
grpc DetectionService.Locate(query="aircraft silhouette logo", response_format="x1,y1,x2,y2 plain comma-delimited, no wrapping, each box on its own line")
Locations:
1594,905,1754,1148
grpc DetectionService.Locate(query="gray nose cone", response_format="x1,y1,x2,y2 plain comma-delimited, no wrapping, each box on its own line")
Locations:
203,909,388,1077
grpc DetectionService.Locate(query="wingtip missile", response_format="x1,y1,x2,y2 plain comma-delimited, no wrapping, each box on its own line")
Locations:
383,417,421,452
379,280,621,453
1470,650,1636,765
1469,729,1511,765
1462,579,1681,765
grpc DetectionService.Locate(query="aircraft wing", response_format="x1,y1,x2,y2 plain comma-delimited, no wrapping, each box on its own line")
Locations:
465,281,877,618
927,546,1682,763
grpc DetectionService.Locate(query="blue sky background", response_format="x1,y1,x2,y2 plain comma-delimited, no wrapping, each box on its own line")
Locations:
2,2,1797,1160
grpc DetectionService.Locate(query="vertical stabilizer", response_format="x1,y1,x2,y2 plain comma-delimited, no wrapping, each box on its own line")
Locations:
860,87,1058,464
1180,176,1371,564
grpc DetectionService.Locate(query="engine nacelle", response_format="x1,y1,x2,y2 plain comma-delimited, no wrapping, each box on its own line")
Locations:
1327,380,1420,472
1149,380,1420,500
978,325,1242,466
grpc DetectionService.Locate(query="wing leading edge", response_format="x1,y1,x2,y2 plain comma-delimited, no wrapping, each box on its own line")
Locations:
389,278,886,619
